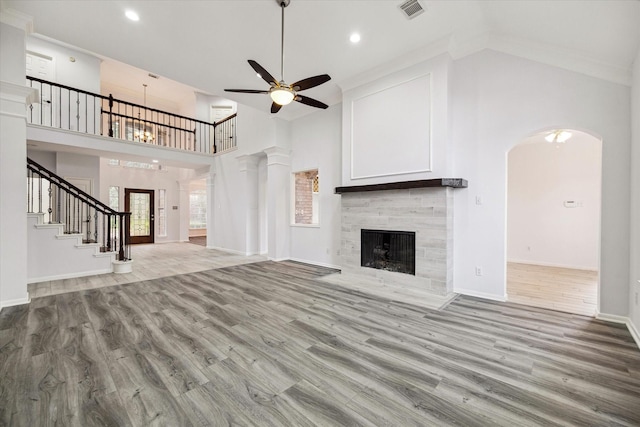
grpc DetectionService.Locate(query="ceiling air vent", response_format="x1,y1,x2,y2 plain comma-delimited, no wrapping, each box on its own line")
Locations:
399,0,425,19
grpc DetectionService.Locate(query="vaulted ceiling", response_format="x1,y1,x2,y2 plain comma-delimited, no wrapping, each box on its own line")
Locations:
3,0,640,120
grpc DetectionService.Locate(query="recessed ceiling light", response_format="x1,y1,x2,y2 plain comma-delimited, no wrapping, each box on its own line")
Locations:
350,33,361,44
125,10,140,21
152,159,159,163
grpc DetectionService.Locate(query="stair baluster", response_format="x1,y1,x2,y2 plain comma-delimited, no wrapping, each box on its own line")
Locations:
26,158,131,261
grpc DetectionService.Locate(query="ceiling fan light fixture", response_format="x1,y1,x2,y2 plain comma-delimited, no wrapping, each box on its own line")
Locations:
545,130,572,143
270,88,295,105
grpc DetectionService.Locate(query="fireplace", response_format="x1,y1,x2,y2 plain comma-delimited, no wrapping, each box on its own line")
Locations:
335,179,467,296
361,229,415,275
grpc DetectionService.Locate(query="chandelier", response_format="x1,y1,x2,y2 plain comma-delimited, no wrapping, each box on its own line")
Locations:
135,83,154,143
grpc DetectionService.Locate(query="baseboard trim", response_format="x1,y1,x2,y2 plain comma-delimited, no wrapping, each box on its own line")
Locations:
454,288,507,302
206,246,248,256
595,312,627,323
27,268,113,284
288,257,341,270
268,257,289,262
507,259,598,272
596,312,640,350
627,321,640,349
0,293,31,310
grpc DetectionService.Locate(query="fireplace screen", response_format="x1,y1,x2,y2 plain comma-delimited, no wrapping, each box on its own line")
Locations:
361,229,416,275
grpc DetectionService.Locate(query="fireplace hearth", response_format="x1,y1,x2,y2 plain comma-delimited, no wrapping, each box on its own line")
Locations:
361,229,415,275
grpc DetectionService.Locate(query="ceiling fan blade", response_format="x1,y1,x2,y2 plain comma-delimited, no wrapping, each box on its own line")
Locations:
224,89,269,94
271,102,282,114
295,95,328,109
248,60,278,86
291,74,331,92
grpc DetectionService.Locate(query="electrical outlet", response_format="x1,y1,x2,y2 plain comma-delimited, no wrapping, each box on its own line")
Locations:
475,266,483,276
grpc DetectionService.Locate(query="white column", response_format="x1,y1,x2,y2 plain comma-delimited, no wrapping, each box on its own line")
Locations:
237,154,259,255
0,15,35,309
206,166,216,249
0,82,36,308
178,181,190,242
264,146,290,261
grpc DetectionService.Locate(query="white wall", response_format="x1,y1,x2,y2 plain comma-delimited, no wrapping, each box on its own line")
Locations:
452,50,631,316
341,53,452,186
289,104,342,268
209,103,278,254
630,48,640,332
27,149,56,171
26,35,101,93
507,133,602,270
99,158,183,243
193,92,237,122
57,152,100,196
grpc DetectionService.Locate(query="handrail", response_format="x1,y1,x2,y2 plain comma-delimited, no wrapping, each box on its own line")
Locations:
26,76,237,154
106,110,197,134
27,158,119,216
27,157,131,261
26,76,213,127
215,112,237,126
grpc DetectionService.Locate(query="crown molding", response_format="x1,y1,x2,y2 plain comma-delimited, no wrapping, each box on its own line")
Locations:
0,8,33,33
338,29,632,93
484,33,631,87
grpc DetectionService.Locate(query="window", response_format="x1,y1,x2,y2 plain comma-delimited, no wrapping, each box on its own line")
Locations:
292,169,319,225
158,189,167,237
189,189,207,229
108,186,119,210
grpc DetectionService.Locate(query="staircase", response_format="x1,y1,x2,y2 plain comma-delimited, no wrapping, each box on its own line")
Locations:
26,158,132,283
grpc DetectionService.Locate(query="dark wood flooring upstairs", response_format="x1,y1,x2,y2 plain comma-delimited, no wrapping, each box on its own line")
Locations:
1,260,639,426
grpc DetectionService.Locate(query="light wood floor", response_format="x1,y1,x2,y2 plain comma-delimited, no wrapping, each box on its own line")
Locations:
28,242,267,298
2,260,639,426
507,262,598,316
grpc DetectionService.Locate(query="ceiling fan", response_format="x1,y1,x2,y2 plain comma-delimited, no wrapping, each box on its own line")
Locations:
224,0,331,114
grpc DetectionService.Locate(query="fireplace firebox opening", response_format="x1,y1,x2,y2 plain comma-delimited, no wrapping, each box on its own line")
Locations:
361,229,416,275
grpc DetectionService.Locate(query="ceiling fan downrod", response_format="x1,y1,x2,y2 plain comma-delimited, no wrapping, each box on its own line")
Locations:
278,0,290,83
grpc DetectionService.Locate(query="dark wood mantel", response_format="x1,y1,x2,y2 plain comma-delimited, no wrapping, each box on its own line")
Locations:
335,178,468,194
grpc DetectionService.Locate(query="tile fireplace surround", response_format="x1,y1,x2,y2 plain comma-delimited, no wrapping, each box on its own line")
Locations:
336,179,467,296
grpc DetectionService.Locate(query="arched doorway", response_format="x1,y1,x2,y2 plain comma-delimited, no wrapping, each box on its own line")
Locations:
506,129,602,316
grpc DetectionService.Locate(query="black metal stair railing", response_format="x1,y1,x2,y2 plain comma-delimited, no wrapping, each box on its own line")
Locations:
25,76,236,154
27,158,131,261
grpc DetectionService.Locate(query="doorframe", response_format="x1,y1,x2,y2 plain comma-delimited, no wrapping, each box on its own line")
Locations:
504,127,603,315
125,188,155,244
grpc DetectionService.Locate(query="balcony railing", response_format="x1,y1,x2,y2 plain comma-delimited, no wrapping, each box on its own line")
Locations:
26,76,236,154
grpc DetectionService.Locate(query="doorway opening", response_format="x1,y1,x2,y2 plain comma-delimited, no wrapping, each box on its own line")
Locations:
125,188,155,244
188,179,207,246
506,129,602,316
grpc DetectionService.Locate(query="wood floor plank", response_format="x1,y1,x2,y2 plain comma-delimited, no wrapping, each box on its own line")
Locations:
2,259,639,426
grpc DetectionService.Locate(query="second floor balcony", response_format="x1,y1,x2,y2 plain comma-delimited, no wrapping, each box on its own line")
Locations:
26,76,237,155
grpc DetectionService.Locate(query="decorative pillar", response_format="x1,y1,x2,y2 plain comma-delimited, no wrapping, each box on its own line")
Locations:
0,14,36,309
237,154,260,255
177,181,190,243
205,166,216,249
264,146,290,261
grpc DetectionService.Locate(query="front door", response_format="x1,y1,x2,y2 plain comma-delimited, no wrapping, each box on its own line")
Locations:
125,188,154,244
